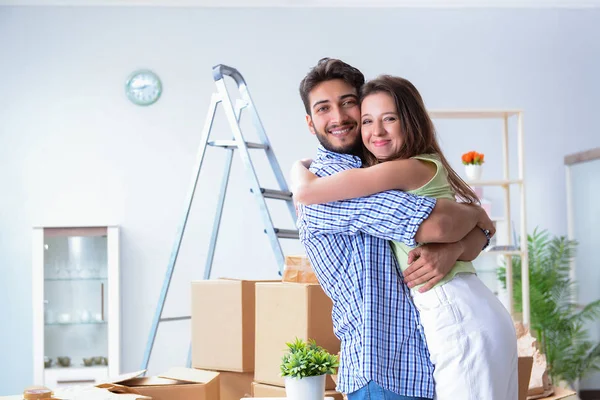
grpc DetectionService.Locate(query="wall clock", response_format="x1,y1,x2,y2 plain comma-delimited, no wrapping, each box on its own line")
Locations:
125,69,162,106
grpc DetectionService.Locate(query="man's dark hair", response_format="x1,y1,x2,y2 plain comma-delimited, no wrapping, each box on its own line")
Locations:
299,58,365,115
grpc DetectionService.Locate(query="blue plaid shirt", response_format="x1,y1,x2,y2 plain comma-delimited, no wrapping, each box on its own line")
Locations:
297,147,436,398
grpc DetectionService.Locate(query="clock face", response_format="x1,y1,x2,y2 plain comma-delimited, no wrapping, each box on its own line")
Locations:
125,70,162,106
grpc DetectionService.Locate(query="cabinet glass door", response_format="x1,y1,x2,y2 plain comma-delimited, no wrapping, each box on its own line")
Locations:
43,228,110,382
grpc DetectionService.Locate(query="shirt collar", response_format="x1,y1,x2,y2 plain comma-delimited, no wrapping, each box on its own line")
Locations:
315,145,363,168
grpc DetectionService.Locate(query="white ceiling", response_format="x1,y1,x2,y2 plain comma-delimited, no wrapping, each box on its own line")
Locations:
1,0,600,7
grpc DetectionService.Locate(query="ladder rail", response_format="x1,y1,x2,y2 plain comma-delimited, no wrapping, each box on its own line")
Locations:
246,101,298,221
140,93,221,371
214,76,287,271
213,65,297,222
203,102,245,281
185,103,244,370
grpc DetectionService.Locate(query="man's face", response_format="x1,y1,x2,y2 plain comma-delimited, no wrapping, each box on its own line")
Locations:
305,79,361,154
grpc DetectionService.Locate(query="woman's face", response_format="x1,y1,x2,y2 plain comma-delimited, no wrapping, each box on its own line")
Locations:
361,92,404,161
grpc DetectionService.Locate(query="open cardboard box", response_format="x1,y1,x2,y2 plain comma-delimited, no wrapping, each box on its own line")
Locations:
0,369,219,400
99,367,220,400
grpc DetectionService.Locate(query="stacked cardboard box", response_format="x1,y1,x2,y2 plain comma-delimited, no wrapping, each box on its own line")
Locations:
252,281,341,396
191,263,344,399
191,279,261,400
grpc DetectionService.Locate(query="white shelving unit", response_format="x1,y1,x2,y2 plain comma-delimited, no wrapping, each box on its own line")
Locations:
32,226,121,387
429,109,530,325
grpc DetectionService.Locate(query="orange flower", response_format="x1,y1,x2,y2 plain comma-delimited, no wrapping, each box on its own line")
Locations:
462,151,485,165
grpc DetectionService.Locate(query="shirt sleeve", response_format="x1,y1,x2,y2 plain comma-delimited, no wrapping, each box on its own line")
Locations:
299,190,436,247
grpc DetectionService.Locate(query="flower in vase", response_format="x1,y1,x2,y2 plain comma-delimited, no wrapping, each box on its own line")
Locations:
462,151,485,165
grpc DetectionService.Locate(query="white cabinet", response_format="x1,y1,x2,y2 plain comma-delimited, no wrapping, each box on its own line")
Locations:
32,226,120,387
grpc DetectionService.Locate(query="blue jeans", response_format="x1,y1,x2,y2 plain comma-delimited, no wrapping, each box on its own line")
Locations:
347,381,432,400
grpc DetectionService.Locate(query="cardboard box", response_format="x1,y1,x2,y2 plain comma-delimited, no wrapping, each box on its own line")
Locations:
1,370,219,400
218,371,254,400
282,255,319,284
519,356,534,400
110,367,220,400
252,382,344,400
192,279,272,372
530,386,578,400
254,282,340,389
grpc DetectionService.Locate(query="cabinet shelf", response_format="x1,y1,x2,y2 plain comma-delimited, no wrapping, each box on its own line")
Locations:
45,277,107,282
46,321,107,326
45,365,108,371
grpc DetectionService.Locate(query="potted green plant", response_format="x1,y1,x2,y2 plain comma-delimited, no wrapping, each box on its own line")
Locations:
498,228,600,387
280,338,339,400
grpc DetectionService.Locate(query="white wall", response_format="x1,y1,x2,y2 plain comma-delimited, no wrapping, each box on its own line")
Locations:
1,5,599,395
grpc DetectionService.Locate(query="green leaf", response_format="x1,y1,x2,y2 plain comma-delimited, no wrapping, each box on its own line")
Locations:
279,338,339,378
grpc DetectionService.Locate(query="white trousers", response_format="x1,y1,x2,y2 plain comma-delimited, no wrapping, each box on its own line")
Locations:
412,273,518,400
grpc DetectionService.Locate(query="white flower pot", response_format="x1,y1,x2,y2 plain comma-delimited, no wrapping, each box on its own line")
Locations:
465,164,483,181
285,374,326,400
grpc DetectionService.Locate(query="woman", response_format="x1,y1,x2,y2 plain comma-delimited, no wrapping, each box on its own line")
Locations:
291,75,518,400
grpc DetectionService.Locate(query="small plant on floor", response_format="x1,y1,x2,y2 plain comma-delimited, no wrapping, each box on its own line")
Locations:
280,338,339,378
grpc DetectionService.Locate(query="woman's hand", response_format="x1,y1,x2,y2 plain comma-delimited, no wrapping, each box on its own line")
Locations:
299,158,313,168
476,208,496,238
290,159,318,205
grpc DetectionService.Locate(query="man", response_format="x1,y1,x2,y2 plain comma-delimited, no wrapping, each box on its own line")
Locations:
294,58,492,400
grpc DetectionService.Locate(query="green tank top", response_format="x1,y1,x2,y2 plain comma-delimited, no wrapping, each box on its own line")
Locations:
390,154,476,290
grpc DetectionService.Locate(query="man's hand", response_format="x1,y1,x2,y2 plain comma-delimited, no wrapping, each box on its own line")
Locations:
403,242,463,292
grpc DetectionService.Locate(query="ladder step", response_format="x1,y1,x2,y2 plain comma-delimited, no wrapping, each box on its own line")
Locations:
208,140,268,150
251,188,293,200
160,316,191,322
269,228,300,239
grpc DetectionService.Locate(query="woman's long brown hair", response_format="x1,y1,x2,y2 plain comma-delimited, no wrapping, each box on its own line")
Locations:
360,75,479,204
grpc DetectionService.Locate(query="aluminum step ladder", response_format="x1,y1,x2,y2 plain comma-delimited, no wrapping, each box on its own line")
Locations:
141,64,299,371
